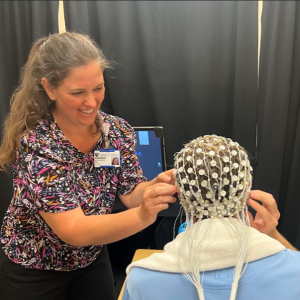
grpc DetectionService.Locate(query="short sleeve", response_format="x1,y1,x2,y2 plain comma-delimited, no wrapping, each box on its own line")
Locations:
108,116,147,195
14,134,79,213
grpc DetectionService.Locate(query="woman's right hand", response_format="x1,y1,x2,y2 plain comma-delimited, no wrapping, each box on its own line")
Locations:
138,182,177,225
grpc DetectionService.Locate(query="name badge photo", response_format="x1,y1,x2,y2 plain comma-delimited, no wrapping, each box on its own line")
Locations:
94,149,121,168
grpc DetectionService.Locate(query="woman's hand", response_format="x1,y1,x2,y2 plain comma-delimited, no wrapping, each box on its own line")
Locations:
136,169,177,225
247,190,280,234
120,169,177,223
138,182,177,225
248,190,298,250
155,169,175,185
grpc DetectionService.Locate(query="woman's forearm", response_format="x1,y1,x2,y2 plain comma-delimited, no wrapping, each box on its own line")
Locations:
70,207,148,246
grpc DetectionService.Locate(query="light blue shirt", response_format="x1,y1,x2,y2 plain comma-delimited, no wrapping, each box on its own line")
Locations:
122,250,300,300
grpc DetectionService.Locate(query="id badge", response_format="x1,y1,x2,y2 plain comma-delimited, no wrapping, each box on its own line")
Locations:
94,149,121,168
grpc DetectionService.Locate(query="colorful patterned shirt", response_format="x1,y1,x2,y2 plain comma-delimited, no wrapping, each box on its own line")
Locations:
0,112,146,271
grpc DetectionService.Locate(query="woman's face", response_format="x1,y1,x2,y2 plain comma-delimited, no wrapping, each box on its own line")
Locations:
112,158,119,165
42,60,105,132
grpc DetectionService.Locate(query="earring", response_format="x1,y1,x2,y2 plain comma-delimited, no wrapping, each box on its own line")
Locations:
51,96,55,100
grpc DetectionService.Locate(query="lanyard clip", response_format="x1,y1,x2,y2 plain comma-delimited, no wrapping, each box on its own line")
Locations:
101,122,110,149
104,137,110,149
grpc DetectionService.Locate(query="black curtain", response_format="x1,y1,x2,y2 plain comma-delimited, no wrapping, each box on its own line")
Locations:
0,1,59,223
257,1,300,248
64,1,258,169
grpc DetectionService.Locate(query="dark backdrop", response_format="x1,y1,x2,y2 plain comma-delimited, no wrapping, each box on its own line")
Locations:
256,1,300,248
64,1,258,169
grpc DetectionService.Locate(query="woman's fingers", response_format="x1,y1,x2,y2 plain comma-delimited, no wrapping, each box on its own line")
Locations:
247,210,260,231
145,183,177,199
248,197,278,233
156,169,175,185
249,190,280,220
139,183,177,223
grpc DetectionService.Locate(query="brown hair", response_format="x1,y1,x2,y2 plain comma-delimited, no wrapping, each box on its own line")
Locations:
0,32,113,172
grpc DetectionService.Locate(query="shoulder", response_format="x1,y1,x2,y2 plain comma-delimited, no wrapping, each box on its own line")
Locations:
278,248,300,262
231,250,300,298
18,118,69,163
21,118,56,145
101,111,136,141
243,250,300,283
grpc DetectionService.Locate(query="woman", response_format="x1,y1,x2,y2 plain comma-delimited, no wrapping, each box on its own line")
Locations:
0,32,176,300
122,135,300,300
112,157,120,165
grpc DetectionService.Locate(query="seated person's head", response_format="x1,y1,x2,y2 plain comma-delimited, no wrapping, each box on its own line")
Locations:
173,135,253,300
174,134,252,221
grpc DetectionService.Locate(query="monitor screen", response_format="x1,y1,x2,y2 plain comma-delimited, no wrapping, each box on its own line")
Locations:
133,126,166,181
113,126,180,217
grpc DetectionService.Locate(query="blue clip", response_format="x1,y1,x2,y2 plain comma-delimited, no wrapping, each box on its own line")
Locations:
178,222,187,234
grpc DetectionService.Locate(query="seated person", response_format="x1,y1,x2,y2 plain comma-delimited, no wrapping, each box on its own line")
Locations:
122,135,300,300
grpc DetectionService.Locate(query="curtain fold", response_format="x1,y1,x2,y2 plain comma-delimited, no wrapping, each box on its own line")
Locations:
64,1,258,168
256,1,300,247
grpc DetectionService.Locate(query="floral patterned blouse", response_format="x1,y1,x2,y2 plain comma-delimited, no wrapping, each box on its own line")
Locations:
0,112,146,271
